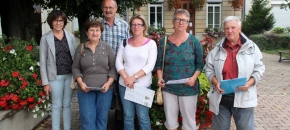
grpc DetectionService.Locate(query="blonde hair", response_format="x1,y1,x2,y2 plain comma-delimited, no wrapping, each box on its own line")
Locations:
172,8,190,20
129,14,148,36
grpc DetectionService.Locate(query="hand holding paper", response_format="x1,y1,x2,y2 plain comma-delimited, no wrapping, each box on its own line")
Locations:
220,77,247,95
166,78,189,84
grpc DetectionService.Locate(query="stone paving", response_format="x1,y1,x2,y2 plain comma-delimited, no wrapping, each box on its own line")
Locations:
33,53,290,130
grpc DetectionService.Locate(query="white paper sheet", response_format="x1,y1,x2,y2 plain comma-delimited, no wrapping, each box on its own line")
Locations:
166,78,189,84
124,87,155,108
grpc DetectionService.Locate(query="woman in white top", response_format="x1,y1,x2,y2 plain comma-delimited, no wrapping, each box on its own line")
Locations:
115,14,157,130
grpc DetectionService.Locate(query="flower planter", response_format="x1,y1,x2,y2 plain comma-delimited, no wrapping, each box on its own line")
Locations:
0,109,47,130
198,122,212,130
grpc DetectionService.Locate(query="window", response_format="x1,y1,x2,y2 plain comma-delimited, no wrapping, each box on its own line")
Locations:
148,4,163,28
207,4,221,28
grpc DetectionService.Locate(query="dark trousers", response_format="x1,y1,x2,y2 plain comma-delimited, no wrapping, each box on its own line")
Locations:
111,78,124,130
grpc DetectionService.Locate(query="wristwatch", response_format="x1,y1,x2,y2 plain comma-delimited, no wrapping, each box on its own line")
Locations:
134,74,138,79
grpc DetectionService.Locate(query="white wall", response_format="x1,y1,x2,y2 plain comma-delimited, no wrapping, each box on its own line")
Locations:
244,0,253,15
271,1,290,28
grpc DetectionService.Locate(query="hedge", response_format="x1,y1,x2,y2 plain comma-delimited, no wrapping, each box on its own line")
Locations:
249,34,290,50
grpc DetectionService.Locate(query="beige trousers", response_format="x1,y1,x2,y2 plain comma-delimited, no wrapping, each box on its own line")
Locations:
163,91,198,130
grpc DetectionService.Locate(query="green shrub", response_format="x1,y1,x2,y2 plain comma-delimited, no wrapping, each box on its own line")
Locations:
272,27,285,34
249,34,290,50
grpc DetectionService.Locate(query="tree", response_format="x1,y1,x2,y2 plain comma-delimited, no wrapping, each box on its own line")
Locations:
0,0,155,42
242,0,275,36
33,0,155,42
280,0,290,10
0,0,36,41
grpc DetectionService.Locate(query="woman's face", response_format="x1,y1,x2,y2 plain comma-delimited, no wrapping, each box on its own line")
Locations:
172,14,189,32
224,20,242,42
86,26,102,42
52,17,64,31
130,18,145,36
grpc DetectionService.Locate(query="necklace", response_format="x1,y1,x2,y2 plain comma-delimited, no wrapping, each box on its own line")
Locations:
229,46,240,52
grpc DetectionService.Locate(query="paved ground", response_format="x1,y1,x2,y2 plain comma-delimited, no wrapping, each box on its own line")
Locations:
33,53,290,130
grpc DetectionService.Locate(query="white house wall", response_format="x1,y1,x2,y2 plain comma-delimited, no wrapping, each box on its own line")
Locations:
271,1,290,28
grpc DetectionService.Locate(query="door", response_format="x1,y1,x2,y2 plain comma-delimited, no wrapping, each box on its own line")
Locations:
181,0,195,35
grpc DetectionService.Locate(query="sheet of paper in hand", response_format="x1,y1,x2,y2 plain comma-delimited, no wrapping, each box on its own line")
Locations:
124,87,155,108
220,77,247,95
86,87,105,90
166,78,189,84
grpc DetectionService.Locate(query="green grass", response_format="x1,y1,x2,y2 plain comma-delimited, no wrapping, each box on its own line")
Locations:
263,49,290,58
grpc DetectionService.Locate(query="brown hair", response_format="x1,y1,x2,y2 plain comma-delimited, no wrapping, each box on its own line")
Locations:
46,10,68,29
84,19,104,33
129,14,148,36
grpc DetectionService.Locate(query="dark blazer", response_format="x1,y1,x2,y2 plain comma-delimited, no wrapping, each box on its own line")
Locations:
39,30,76,86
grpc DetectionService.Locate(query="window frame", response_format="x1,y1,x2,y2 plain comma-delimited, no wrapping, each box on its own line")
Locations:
206,3,222,28
148,3,164,28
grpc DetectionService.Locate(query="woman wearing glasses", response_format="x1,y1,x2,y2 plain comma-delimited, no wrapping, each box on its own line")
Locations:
155,9,204,130
115,14,157,130
39,10,75,130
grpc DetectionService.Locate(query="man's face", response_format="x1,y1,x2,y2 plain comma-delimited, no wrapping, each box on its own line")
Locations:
224,20,242,42
102,0,117,19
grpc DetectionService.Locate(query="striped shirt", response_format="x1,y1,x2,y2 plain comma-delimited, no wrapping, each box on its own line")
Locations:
101,18,130,54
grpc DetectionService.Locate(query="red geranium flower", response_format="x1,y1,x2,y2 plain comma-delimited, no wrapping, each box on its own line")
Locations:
37,101,42,105
27,97,34,103
10,104,21,110
3,80,10,87
32,73,38,79
29,103,35,109
10,94,19,102
20,100,27,106
36,80,42,86
21,80,29,89
0,101,7,108
3,45,13,52
26,45,33,51
19,76,24,81
39,91,45,97
12,71,19,77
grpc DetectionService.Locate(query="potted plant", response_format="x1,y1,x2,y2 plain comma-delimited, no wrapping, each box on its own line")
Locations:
204,27,224,38
192,0,206,10
231,0,244,11
167,0,181,10
0,36,51,118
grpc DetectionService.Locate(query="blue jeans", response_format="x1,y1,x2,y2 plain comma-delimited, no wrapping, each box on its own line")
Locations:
119,84,151,130
212,104,255,130
49,74,73,130
77,88,113,130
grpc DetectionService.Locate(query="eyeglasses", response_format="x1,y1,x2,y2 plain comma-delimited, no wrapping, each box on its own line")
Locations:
102,6,116,10
131,24,144,27
174,18,189,23
53,20,64,23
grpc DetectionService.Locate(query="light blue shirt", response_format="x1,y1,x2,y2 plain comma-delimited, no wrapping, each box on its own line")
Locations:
101,18,130,54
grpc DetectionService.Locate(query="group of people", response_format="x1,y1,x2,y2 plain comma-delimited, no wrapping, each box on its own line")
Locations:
39,0,265,130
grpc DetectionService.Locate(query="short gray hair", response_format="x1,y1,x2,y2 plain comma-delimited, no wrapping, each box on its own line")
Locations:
223,16,242,27
172,8,190,20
